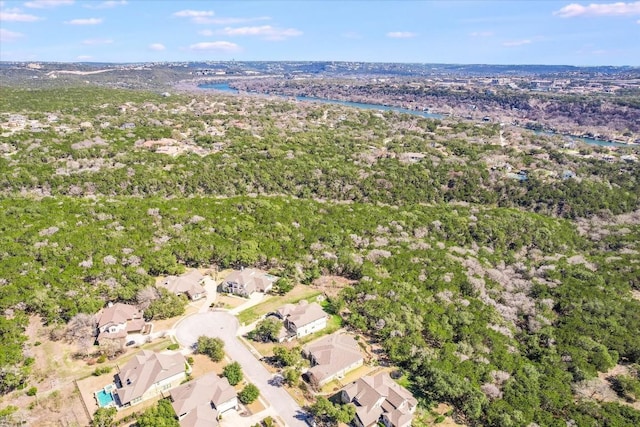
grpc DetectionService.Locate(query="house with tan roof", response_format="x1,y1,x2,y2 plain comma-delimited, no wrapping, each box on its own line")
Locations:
161,270,208,301
170,372,237,427
113,350,189,407
302,333,364,387
96,302,146,345
275,300,328,340
222,268,277,297
340,372,417,427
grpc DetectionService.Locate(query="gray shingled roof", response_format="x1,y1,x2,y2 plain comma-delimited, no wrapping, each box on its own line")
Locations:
161,270,206,298
115,350,186,405
170,372,236,417
97,303,142,329
278,300,328,329
304,333,363,384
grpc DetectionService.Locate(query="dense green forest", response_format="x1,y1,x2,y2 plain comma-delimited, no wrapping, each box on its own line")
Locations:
1,86,639,425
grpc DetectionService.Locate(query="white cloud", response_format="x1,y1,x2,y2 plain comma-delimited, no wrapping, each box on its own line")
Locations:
173,9,214,17
84,1,127,9
0,28,24,42
219,25,302,40
470,31,494,37
207,16,270,25
503,39,532,47
198,29,214,36
554,1,640,18
65,18,102,25
189,41,241,52
149,43,165,51
342,31,362,39
386,31,418,38
173,10,271,25
24,0,73,8
173,9,221,24
82,38,113,45
0,10,42,21
76,55,92,60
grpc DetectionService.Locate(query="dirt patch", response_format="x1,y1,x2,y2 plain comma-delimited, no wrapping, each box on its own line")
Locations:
573,364,640,411
311,275,357,297
216,294,248,310
409,403,466,427
632,290,640,302
189,354,225,378
244,395,266,415
0,316,94,426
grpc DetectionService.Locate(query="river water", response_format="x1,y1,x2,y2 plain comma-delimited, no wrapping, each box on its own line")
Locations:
199,82,631,148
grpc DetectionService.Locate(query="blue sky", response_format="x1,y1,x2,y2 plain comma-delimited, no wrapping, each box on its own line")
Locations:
1,0,639,65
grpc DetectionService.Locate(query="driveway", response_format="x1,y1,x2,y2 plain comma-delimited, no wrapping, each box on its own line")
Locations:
175,311,308,427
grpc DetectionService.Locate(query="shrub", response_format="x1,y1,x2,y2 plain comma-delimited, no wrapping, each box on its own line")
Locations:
222,362,243,386
196,336,225,362
92,366,112,376
167,343,180,351
238,383,260,404
26,386,37,396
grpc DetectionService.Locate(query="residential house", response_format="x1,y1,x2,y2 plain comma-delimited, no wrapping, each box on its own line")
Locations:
170,372,238,427
113,350,189,407
302,333,364,387
222,268,277,297
276,300,328,340
161,270,208,301
340,372,417,427
96,303,145,345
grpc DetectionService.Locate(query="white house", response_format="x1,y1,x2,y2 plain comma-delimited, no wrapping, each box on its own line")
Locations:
276,300,328,339
96,303,145,344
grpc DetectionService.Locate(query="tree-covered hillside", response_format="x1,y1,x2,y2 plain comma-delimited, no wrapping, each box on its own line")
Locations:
0,86,639,426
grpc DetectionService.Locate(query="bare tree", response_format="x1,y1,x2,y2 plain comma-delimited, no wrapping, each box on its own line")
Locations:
66,313,97,342
99,338,123,359
66,313,97,357
136,286,159,310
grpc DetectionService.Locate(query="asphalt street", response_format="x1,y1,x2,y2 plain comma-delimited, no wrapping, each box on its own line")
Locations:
175,311,308,427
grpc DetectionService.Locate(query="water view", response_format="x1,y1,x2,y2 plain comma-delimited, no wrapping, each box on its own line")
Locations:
199,82,631,148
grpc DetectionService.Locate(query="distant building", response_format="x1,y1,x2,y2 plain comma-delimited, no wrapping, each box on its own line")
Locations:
222,268,277,297
340,372,418,427
114,350,189,407
303,333,364,386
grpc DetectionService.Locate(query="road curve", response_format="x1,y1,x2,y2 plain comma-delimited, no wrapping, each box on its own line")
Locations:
175,311,308,427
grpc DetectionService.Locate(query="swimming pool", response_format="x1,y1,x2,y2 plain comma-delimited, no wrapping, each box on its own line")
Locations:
95,388,115,407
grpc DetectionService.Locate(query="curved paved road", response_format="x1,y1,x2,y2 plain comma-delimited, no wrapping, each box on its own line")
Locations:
175,311,308,427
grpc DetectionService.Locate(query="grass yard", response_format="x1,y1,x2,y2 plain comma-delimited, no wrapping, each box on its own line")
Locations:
237,285,322,324
319,364,381,395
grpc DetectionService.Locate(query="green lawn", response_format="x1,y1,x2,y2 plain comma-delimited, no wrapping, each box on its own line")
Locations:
237,286,322,324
